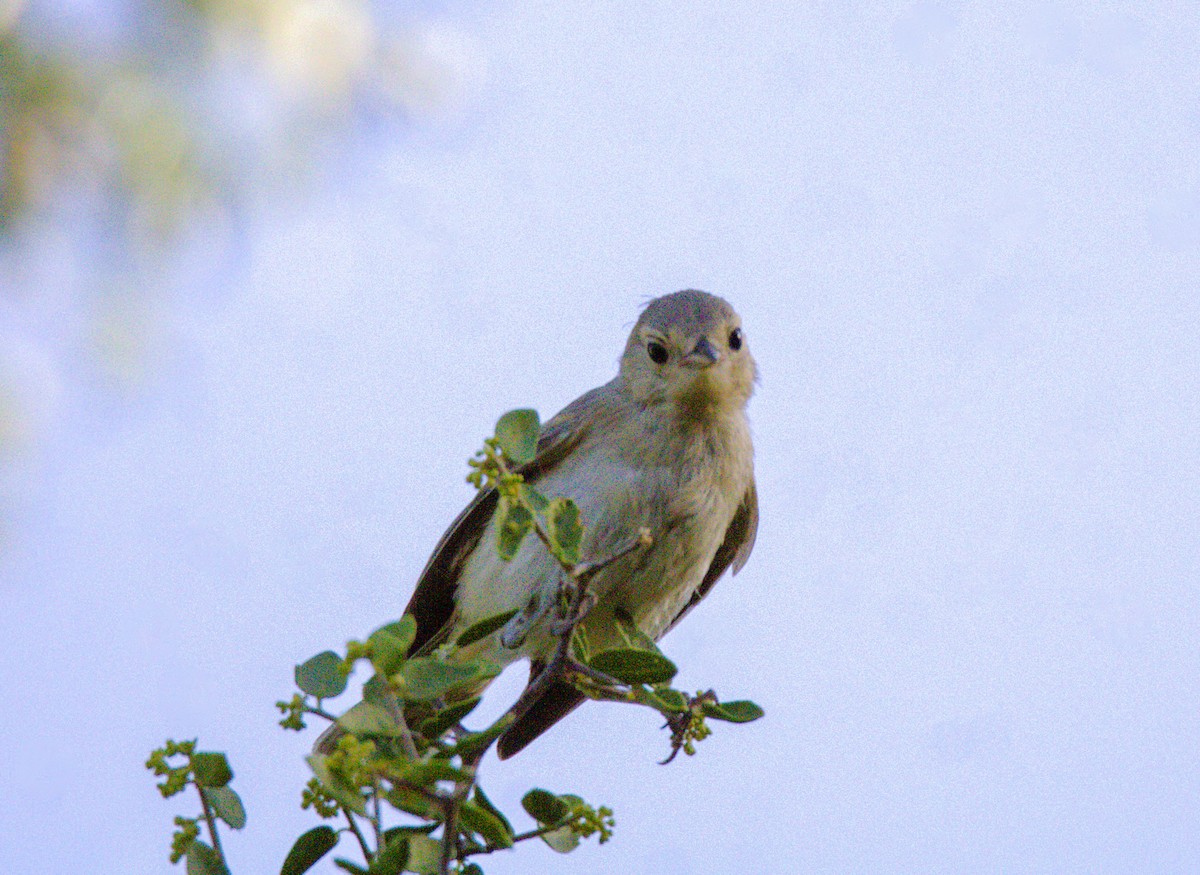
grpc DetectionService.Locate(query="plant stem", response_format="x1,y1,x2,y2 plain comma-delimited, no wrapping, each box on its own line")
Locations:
509,823,560,844
478,526,654,754
344,808,373,863
371,780,383,850
381,687,420,759
196,785,226,863
438,796,460,875
466,822,566,859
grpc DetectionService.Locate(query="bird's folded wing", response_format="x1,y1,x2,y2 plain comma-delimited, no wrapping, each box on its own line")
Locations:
403,390,604,654
664,478,759,634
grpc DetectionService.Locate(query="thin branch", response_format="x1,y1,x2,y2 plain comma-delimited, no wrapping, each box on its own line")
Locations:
370,780,383,851
503,528,654,733
465,821,563,858
344,808,373,863
196,786,226,863
510,823,562,844
380,687,420,759
572,527,654,584
438,796,460,875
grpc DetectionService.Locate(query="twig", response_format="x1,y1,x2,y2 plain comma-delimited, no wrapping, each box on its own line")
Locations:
370,779,383,850
505,528,653,729
438,796,460,875
466,821,563,858
344,808,373,863
381,687,420,759
572,527,654,584
196,786,226,863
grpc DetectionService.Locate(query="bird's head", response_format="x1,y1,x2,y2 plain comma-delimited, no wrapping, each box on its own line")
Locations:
619,289,757,418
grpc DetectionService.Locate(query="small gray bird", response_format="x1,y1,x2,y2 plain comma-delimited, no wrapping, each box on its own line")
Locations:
403,289,758,759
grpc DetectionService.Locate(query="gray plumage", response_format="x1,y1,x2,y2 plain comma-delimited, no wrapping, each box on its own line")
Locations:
402,289,759,759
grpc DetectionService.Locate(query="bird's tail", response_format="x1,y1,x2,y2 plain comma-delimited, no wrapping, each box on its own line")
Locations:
496,663,586,759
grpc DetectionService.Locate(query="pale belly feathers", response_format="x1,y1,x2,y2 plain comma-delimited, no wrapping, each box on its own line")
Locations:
452,438,747,666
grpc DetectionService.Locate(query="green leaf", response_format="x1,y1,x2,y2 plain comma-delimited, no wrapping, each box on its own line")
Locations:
306,755,366,815
191,752,233,788
446,713,514,760
541,824,581,854
382,824,438,842
456,610,519,648
186,841,229,875
296,651,348,699
368,618,416,677
459,800,514,849
461,865,484,875
205,786,246,830
646,688,688,712
333,860,368,874
613,609,658,652
362,673,387,706
401,657,496,701
418,697,482,739
337,702,399,738
395,760,473,787
588,648,678,685
367,833,409,875
496,499,533,560
383,615,418,651
521,789,569,825
280,826,339,875
385,786,438,819
701,699,765,723
541,794,586,854
520,484,549,513
404,835,442,875
494,409,540,464
473,786,513,841
546,498,583,565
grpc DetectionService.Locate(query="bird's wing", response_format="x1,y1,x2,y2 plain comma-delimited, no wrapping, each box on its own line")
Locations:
663,478,759,635
403,392,601,654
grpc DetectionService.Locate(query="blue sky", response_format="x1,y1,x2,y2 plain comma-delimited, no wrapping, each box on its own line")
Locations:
3,2,1199,872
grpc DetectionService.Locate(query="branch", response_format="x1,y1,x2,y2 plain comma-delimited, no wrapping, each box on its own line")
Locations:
370,780,383,852
505,528,653,731
196,786,226,864
464,821,563,859
381,687,420,760
343,808,373,863
438,796,460,875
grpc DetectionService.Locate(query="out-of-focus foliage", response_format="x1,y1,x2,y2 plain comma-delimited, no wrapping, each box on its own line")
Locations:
0,0,483,525
1,0,481,247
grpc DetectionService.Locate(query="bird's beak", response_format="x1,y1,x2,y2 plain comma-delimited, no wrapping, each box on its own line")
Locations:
682,336,720,369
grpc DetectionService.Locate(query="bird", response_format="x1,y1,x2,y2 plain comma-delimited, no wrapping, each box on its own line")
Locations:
401,288,759,759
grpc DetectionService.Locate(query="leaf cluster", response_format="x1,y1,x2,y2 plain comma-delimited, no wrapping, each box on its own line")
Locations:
148,409,764,875
144,740,245,872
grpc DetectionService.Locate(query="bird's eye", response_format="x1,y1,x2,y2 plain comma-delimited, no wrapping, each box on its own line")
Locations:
728,328,743,350
647,341,669,364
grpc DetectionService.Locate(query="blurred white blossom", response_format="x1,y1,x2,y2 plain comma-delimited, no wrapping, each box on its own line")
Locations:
262,0,376,103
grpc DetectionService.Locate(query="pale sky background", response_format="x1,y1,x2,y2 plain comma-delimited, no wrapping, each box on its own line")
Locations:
3,2,1200,873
